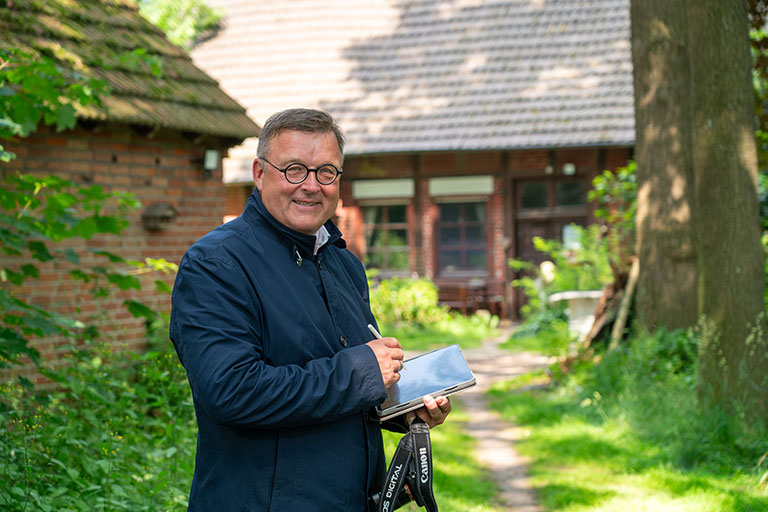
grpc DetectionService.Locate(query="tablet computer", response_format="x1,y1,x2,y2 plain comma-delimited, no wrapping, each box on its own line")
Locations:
375,344,476,421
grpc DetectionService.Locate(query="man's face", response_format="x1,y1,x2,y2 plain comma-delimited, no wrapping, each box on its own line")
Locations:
252,129,341,235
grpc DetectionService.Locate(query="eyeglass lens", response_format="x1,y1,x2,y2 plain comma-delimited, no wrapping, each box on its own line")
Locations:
284,163,339,185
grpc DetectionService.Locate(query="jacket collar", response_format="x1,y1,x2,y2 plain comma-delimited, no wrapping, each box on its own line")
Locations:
244,188,346,259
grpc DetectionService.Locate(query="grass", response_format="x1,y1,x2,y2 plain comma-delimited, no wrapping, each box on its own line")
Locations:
382,402,504,511
489,328,768,512
383,313,499,352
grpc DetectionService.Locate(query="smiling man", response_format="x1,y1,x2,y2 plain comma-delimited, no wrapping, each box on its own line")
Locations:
169,109,450,511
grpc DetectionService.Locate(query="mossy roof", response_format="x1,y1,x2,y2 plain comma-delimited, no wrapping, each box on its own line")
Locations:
1,0,261,141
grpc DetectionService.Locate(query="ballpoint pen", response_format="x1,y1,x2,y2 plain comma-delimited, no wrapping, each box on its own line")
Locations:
367,323,406,370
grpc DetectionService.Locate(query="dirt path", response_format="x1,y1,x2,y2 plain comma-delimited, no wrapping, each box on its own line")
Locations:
455,327,551,511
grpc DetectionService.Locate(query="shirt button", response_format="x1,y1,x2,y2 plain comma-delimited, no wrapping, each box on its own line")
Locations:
339,335,348,347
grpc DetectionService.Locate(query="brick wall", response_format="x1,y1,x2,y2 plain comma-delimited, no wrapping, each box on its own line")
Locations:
2,123,233,381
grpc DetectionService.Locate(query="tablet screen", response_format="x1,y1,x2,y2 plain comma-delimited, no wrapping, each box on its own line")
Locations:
377,344,475,419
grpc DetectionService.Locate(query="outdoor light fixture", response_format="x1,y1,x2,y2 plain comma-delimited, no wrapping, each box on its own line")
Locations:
203,149,219,180
562,163,576,176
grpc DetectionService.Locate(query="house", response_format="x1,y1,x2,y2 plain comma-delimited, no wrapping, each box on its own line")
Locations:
191,0,635,318
0,0,260,378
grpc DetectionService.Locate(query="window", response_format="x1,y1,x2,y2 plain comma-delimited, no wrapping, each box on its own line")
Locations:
363,204,409,271
518,178,586,210
437,202,487,273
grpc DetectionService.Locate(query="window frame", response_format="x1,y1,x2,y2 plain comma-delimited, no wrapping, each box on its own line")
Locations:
360,201,412,276
434,199,490,277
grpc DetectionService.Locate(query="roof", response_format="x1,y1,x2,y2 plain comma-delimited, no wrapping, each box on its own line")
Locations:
192,0,634,183
1,0,260,141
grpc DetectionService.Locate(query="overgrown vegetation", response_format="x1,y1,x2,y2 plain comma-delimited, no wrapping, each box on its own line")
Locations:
0,330,195,511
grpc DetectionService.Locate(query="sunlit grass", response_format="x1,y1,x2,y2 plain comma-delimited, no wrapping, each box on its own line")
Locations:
383,314,499,352
488,378,768,512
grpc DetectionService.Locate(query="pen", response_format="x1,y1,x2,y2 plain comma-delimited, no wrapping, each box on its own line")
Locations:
367,323,406,370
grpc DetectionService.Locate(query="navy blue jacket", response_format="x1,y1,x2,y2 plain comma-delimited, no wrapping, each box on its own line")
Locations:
169,191,390,511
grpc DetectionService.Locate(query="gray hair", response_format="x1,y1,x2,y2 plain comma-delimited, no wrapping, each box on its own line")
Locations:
256,108,345,162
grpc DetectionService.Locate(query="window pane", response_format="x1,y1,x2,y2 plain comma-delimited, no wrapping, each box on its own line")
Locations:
365,251,385,268
440,203,461,222
520,182,548,209
388,229,408,247
389,204,407,224
465,203,486,222
465,225,486,244
439,250,461,271
555,180,585,207
365,227,381,247
440,227,462,245
363,206,382,224
389,250,409,270
467,250,487,269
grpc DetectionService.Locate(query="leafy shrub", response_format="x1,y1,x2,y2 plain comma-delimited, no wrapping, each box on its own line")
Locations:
368,275,447,327
588,161,637,272
368,274,498,351
510,224,612,323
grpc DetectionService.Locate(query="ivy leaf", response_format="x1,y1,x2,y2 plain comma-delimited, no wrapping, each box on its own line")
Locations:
55,103,77,132
154,280,172,294
107,273,141,290
28,241,53,262
124,300,157,321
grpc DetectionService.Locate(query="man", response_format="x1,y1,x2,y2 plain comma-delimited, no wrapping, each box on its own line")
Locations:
169,108,451,511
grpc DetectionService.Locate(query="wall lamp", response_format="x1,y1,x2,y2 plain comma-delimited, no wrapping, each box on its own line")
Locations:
202,149,219,180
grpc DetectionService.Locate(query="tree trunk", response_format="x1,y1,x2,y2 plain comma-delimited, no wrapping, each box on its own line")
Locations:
689,0,768,422
631,0,699,330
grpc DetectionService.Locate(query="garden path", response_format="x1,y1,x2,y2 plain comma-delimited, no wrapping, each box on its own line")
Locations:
456,326,551,511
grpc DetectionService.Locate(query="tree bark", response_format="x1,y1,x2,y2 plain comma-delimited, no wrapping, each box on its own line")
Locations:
689,0,768,422
631,0,699,330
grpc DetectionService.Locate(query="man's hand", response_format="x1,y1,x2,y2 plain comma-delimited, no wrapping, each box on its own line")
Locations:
408,395,452,428
366,336,404,390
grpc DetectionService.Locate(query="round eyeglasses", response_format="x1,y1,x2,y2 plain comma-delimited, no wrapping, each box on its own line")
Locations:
261,157,342,185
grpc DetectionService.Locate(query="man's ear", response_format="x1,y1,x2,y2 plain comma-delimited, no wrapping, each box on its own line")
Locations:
252,158,264,191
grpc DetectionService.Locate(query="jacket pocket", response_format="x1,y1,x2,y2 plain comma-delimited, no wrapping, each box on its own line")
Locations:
269,429,299,511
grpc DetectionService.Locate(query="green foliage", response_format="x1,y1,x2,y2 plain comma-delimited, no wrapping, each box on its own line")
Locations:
489,328,768,511
0,334,196,511
510,224,612,320
0,49,108,162
138,0,223,49
368,276,447,327
367,274,499,351
588,160,637,271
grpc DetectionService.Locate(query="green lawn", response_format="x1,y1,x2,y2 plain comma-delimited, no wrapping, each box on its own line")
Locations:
487,340,768,512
